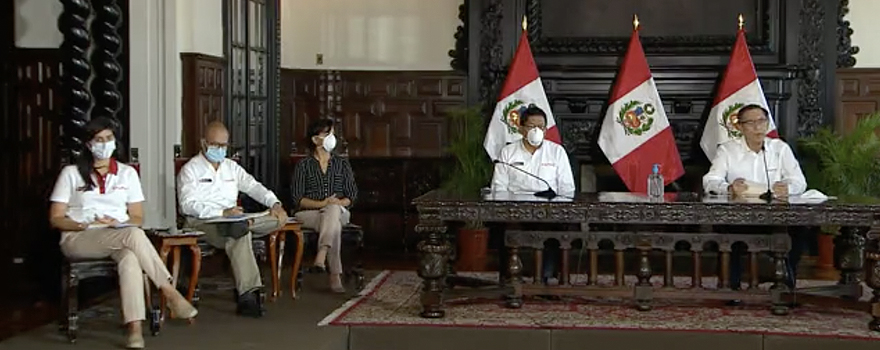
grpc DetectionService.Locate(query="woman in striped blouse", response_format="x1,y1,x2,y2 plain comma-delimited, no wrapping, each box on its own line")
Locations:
291,119,358,293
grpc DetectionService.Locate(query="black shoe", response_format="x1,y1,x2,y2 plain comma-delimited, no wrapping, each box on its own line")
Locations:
235,289,266,318
725,299,743,306
309,265,327,274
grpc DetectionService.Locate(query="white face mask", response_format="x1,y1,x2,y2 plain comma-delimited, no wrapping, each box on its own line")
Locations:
526,128,544,147
90,140,116,160
322,133,337,152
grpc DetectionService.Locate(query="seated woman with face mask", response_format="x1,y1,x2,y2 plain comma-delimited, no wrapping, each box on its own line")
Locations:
290,119,359,293
49,117,197,349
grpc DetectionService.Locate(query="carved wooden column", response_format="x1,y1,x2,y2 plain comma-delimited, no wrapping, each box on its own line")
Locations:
89,0,123,121
58,0,93,161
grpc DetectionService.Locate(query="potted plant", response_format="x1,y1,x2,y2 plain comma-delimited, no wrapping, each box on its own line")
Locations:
443,107,494,271
799,111,880,275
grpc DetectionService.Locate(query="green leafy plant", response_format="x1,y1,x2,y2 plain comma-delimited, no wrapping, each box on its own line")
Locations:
442,106,493,228
799,111,880,233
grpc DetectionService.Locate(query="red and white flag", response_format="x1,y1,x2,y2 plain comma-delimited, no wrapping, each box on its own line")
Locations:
484,29,561,160
699,27,778,161
598,27,684,193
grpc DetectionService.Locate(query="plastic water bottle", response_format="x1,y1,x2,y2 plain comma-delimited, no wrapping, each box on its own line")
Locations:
647,163,664,200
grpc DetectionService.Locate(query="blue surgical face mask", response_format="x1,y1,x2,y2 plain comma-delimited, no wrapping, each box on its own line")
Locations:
205,146,227,163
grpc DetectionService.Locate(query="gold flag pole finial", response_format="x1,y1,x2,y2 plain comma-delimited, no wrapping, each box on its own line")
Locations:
738,14,744,30
522,15,527,31
633,14,640,30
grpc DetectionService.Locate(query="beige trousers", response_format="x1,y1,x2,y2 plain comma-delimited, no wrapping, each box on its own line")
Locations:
186,215,281,295
60,227,173,324
295,204,350,274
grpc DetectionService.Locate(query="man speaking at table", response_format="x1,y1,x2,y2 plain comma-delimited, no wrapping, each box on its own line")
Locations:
490,104,576,282
702,104,808,289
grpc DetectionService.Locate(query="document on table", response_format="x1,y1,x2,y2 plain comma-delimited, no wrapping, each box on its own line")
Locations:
205,210,270,223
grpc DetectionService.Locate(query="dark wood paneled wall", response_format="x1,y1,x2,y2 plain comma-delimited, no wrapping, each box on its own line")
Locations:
181,53,225,157
452,0,857,166
0,48,64,325
280,70,464,251
836,68,880,134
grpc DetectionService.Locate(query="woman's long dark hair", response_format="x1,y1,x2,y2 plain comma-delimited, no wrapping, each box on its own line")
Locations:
305,118,334,155
76,117,124,191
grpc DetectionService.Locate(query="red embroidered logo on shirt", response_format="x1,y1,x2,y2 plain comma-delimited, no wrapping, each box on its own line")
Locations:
541,163,555,167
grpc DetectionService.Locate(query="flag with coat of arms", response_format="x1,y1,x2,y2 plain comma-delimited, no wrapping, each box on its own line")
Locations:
699,17,779,161
597,17,684,193
483,22,561,161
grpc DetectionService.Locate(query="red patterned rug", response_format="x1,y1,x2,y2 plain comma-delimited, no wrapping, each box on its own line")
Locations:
319,270,880,340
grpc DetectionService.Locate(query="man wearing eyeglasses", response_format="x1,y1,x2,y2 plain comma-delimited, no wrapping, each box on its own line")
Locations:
702,104,808,292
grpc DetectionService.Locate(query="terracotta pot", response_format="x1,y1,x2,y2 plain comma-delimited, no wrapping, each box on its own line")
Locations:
456,228,489,271
817,234,834,268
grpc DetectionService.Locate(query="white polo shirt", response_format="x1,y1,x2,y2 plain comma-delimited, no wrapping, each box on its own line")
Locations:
491,140,576,197
177,154,281,219
50,160,145,224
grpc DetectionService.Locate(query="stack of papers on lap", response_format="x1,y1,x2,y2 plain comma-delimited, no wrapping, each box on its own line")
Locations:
205,210,270,223
87,223,136,229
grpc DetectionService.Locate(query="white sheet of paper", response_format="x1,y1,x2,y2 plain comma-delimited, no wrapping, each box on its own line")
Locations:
205,210,270,223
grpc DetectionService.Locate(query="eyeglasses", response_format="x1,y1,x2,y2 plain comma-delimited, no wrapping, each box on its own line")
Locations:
522,125,546,131
737,118,768,127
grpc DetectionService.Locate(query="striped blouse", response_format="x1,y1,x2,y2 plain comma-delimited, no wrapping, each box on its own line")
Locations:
290,155,358,209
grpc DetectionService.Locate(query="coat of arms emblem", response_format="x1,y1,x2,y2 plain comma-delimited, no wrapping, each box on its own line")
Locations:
616,100,655,136
501,100,527,134
721,103,745,138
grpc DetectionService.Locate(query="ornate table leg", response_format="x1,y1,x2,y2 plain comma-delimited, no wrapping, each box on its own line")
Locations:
835,226,868,299
416,221,451,318
770,251,790,315
506,247,524,308
864,236,880,331
635,247,653,311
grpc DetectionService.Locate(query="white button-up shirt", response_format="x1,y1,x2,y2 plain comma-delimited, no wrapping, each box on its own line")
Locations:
491,141,576,197
703,138,807,195
50,160,144,224
177,154,280,219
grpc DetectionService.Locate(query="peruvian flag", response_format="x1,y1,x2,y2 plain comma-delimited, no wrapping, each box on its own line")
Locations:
483,28,560,160
699,26,778,161
598,27,684,193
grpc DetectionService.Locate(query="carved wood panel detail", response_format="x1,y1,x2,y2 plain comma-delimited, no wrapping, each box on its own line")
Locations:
836,68,880,134
1,49,64,301
181,53,225,157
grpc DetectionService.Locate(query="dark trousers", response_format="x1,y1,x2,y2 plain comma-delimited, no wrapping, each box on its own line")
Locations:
729,226,815,289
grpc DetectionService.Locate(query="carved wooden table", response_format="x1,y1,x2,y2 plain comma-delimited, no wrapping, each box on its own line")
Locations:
412,190,880,331
150,230,204,323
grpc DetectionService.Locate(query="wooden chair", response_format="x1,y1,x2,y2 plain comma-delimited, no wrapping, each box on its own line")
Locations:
59,259,161,342
292,223,366,293
57,162,161,343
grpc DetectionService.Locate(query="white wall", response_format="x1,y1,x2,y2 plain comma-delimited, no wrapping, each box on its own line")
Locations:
850,0,880,68
176,0,225,57
281,0,461,70
14,0,62,48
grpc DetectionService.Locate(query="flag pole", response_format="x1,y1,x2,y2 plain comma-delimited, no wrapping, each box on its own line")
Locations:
522,15,527,31
738,14,744,30
633,14,639,31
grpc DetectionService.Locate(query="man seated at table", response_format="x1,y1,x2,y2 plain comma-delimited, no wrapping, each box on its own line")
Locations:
702,104,808,289
491,104,576,283
177,121,288,317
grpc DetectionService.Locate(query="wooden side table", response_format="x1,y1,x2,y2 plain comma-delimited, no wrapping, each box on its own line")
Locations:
273,220,304,300
150,230,204,322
